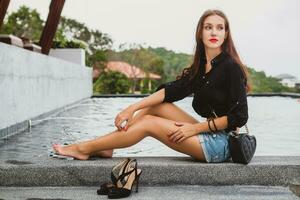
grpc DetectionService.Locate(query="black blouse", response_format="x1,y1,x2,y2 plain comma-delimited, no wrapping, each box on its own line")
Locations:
156,52,248,132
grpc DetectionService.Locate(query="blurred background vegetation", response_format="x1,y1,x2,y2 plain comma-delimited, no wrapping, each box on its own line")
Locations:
1,5,298,94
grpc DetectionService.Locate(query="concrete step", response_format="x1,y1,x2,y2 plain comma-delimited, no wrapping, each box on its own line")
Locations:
0,156,299,187
0,185,299,200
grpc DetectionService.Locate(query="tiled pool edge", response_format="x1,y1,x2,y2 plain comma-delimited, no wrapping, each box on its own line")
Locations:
92,92,300,98
0,97,90,140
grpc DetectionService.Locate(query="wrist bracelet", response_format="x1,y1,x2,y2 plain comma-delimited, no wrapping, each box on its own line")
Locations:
207,119,215,133
211,118,218,132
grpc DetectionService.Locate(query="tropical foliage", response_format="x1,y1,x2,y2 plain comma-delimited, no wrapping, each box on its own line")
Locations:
1,5,297,94
93,71,130,94
1,6,43,40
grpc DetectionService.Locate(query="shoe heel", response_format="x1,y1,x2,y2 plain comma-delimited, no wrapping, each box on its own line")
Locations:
135,172,142,193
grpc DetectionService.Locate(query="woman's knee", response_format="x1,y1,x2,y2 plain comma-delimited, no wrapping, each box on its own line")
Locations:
138,114,175,137
139,114,157,123
136,114,159,133
129,106,153,125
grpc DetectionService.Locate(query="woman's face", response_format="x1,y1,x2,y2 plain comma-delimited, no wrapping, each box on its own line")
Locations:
202,15,227,51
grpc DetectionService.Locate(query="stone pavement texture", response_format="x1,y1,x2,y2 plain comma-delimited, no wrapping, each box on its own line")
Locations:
1,156,300,187
0,185,299,200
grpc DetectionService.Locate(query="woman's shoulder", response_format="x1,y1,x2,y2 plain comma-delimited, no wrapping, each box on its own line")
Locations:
221,57,246,82
223,56,243,73
223,55,238,67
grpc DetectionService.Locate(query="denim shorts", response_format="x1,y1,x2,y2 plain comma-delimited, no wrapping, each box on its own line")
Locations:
198,131,231,163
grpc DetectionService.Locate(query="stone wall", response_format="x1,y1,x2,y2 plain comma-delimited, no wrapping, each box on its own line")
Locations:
0,43,92,136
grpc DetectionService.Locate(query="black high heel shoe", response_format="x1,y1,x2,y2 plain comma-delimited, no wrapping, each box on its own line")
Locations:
107,160,142,199
97,158,134,195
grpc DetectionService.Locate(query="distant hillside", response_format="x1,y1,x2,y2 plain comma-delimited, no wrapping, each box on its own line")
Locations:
248,68,296,93
146,47,193,82
149,48,296,93
108,46,296,93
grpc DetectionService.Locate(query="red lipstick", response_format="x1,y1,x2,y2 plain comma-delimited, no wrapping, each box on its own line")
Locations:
209,38,218,43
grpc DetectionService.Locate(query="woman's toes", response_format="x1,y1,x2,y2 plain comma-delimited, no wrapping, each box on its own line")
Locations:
52,144,63,154
52,144,59,150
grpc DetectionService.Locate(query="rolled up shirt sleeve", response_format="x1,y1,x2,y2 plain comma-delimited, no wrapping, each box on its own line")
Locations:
225,63,248,132
155,74,194,103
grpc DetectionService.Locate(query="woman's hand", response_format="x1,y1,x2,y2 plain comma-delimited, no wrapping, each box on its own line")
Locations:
168,122,198,143
114,106,135,131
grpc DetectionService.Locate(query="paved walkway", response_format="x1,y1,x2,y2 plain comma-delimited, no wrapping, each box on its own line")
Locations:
0,185,299,200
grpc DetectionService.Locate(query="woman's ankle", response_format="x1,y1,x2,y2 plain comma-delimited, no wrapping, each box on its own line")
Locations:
76,143,90,155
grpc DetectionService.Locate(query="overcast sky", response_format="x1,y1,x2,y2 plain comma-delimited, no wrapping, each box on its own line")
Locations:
6,0,300,79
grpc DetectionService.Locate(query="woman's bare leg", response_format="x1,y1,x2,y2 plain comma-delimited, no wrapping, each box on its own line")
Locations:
86,103,199,158
53,114,205,161
90,149,113,158
131,102,199,125
89,103,199,158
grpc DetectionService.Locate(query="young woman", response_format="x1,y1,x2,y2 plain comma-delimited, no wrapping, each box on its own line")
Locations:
53,9,249,164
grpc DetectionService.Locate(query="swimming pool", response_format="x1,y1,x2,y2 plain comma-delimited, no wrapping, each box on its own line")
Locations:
1,96,299,159
29,96,300,157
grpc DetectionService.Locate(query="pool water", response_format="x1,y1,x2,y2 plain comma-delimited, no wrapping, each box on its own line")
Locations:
1,96,299,159
28,96,300,157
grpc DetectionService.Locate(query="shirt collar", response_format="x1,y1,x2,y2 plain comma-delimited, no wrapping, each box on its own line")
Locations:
199,51,228,75
201,51,227,65
211,51,227,66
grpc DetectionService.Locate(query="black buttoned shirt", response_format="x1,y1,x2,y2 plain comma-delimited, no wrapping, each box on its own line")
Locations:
156,52,248,132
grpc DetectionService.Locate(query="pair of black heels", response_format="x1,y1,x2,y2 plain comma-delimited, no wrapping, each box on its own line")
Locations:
97,158,142,199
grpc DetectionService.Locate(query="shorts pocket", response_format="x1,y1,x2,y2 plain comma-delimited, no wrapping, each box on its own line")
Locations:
209,133,229,163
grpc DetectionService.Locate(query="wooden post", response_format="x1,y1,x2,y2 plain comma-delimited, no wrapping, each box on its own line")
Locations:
39,0,65,55
0,0,10,30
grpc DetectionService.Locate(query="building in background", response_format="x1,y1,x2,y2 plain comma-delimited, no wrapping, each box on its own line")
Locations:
276,74,300,89
93,61,161,92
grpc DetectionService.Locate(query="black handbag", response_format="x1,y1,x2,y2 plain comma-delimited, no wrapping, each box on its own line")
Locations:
209,106,256,165
229,125,256,164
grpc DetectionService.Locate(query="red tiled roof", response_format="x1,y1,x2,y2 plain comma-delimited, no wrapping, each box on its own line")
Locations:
93,61,161,80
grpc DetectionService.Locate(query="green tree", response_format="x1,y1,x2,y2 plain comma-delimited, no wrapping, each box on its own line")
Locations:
1,6,44,41
147,57,164,76
93,71,130,94
148,47,193,82
87,50,108,73
57,16,113,53
56,16,113,67
107,44,166,93
90,30,113,52
110,45,193,82
248,67,292,93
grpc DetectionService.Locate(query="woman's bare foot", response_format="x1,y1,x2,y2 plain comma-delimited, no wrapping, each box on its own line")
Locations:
52,144,89,160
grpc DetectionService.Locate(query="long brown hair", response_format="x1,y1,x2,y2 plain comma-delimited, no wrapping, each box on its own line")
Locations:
178,9,251,92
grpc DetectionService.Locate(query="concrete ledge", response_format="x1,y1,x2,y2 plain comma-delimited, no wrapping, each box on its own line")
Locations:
0,156,299,187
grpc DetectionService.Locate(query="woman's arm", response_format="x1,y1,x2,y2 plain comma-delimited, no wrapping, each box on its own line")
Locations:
193,116,228,134
128,88,165,112
168,116,229,143
115,88,165,130
117,73,194,130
